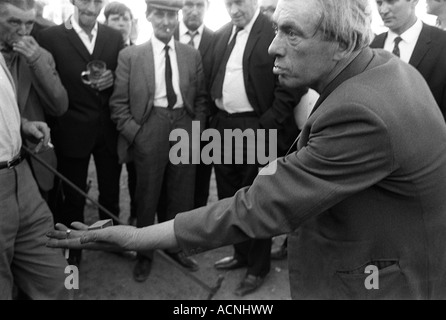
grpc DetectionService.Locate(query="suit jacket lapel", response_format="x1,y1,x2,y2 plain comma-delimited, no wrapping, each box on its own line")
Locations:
64,19,91,63
175,42,188,102
199,27,213,57
17,57,31,112
213,25,232,76
243,14,263,84
409,24,431,69
140,42,156,123
92,24,107,60
371,32,387,49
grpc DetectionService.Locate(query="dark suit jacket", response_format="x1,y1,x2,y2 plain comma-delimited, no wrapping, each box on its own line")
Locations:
175,25,215,90
175,48,446,300
109,40,208,164
371,23,446,119
37,22,124,159
210,13,304,155
12,49,68,190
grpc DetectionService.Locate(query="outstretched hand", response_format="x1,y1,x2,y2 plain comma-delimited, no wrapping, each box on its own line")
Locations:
46,223,139,252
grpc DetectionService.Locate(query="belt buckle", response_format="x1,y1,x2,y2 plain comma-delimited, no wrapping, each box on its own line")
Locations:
7,155,21,169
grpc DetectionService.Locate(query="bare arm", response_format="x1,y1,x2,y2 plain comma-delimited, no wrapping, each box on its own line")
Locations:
47,220,178,252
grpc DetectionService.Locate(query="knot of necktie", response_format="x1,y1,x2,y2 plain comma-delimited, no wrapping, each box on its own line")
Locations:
187,30,199,47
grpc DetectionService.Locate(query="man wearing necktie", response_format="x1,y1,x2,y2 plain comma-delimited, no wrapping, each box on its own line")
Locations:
110,0,208,283
371,0,446,120
175,0,215,209
210,0,303,297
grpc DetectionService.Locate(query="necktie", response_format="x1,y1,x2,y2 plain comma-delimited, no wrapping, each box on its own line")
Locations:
187,30,198,48
165,45,177,109
211,26,243,100
392,36,403,58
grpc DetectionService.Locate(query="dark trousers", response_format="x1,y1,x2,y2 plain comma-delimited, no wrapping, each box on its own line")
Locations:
212,110,271,278
134,107,197,260
53,134,122,227
194,142,213,208
126,162,137,219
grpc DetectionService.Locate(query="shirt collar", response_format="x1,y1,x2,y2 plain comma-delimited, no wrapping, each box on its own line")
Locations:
70,15,99,39
152,35,176,55
388,18,423,45
179,21,205,37
233,8,260,35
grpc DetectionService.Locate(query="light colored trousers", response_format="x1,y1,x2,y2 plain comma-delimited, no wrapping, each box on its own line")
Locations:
0,160,69,300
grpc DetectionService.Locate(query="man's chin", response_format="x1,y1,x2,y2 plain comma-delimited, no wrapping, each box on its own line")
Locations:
279,76,300,89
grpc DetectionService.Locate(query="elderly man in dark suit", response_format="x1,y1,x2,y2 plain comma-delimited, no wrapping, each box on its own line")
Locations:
209,0,302,296
174,0,214,209
37,0,124,267
0,0,68,200
371,0,446,119
110,0,208,283
49,0,446,300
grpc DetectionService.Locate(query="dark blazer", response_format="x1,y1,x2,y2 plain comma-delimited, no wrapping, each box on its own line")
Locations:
110,40,208,164
37,22,124,158
175,25,215,88
14,49,68,190
210,13,303,154
371,23,446,119
175,48,446,300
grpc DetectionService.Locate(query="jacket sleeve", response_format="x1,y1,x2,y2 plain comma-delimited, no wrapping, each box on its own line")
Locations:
28,48,68,117
110,49,141,144
174,102,394,255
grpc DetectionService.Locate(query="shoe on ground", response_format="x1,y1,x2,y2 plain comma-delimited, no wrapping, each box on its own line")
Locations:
165,251,199,272
234,274,265,297
133,258,152,283
214,256,246,270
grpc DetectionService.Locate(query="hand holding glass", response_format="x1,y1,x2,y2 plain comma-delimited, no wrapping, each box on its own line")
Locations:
81,60,107,87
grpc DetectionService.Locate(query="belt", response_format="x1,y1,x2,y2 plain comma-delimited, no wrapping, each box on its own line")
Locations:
218,110,258,118
0,153,24,170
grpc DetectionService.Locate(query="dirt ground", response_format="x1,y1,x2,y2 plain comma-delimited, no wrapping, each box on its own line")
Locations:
73,161,291,300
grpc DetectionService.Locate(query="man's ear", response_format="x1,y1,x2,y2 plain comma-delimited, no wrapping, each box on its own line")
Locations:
332,39,354,62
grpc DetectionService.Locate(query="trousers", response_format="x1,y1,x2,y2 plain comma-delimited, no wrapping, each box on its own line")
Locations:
0,160,69,300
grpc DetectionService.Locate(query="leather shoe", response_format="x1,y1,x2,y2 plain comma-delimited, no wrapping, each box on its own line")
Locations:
234,275,264,297
214,256,246,270
133,258,152,283
165,251,199,272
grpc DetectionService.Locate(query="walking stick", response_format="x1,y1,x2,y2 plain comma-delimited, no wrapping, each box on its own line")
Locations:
22,145,125,225
23,146,224,299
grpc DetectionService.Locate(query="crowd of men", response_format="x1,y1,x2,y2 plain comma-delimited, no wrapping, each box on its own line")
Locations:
2,0,446,300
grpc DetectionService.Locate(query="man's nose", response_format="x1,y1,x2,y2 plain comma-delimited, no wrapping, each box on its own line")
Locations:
17,23,27,35
228,4,238,16
268,33,284,57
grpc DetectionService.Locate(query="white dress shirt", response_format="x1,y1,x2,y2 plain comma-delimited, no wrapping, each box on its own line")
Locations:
0,54,22,162
384,19,423,63
152,36,184,109
216,10,260,114
71,15,99,55
179,21,204,50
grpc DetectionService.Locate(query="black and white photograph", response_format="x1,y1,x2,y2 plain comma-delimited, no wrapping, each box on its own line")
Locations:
1,0,446,306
